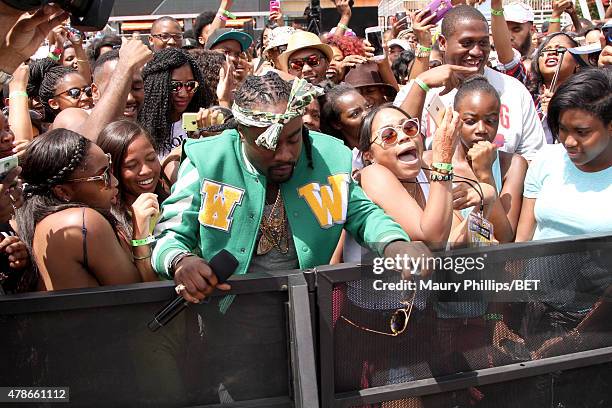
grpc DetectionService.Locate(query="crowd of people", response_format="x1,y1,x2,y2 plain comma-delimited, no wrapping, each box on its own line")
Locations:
0,0,611,403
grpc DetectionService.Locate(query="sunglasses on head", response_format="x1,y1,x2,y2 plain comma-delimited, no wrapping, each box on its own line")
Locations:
289,54,323,71
66,153,113,189
170,80,199,94
55,86,93,99
371,118,420,148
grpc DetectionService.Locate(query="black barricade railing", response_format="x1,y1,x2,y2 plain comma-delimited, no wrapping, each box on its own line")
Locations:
2,233,612,408
316,232,612,407
0,270,318,408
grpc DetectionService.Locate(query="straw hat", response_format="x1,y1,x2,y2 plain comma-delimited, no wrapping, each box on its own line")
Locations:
278,31,334,71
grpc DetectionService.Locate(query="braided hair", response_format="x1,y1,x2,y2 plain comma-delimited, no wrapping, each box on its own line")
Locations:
138,48,207,155
188,49,225,106
232,72,314,169
38,65,77,121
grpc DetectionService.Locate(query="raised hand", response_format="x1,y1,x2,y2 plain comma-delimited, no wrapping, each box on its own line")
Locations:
467,140,497,180
131,193,159,240
118,36,154,73
432,107,461,164
417,64,479,95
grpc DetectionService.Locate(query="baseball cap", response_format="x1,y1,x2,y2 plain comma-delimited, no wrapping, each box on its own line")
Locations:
388,39,411,50
504,2,534,23
205,28,253,52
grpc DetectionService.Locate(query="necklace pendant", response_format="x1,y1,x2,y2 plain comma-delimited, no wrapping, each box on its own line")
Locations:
256,234,274,255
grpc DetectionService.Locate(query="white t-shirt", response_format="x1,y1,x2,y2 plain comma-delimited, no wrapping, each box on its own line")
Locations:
394,67,546,161
158,120,188,161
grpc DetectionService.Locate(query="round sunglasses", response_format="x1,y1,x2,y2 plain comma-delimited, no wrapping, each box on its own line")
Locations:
54,86,93,99
370,118,420,148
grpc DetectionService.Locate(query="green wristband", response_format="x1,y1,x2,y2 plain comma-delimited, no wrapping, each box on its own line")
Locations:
132,236,156,247
337,22,349,30
9,91,28,99
221,9,237,19
418,44,432,52
48,52,60,62
484,313,503,321
491,7,504,16
415,77,430,93
432,162,454,172
549,17,561,23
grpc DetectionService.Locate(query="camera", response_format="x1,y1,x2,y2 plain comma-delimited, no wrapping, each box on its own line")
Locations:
0,0,115,31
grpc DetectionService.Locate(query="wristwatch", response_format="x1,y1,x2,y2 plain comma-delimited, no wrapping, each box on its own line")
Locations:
169,252,195,276
0,70,13,86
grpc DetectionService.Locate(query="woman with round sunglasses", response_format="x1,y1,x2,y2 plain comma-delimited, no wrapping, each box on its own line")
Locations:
38,65,93,122
139,48,208,160
98,120,168,283
16,129,146,290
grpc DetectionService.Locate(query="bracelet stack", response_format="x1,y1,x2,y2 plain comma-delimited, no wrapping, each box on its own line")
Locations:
415,44,432,58
430,162,453,182
132,235,155,247
549,17,561,23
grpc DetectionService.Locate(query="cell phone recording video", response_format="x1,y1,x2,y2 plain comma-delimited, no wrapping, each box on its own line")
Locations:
365,26,385,60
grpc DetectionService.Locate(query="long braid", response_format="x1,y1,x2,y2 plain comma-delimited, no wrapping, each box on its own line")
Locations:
138,48,208,155
39,65,77,121
233,72,314,168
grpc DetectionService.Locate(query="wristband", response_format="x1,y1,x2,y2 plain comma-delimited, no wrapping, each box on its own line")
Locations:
220,9,237,19
337,22,349,30
9,91,28,99
432,162,454,173
48,52,61,62
430,171,453,182
415,77,430,93
549,17,561,23
217,13,228,21
491,7,504,16
417,44,432,52
131,236,156,247
483,313,503,321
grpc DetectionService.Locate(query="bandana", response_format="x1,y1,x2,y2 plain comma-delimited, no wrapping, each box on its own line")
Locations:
232,78,323,150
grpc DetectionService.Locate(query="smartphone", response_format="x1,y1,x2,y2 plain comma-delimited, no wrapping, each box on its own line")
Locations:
426,93,446,127
182,112,199,132
395,11,407,23
269,0,280,13
603,21,612,46
421,0,453,25
365,26,385,60
0,155,18,181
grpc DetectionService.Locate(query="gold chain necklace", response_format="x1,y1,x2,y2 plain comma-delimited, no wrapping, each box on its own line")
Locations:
257,188,289,255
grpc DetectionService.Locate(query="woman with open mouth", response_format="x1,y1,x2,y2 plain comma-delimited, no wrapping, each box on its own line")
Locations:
98,120,169,283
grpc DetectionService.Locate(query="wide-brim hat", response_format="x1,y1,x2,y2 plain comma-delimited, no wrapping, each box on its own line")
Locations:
278,31,334,71
205,28,253,52
344,62,398,97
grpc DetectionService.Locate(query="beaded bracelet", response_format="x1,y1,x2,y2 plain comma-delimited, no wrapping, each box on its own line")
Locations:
491,7,504,16
430,171,453,182
415,77,430,93
132,236,156,247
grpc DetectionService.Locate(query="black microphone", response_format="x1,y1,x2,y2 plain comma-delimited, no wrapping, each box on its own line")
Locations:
147,250,239,332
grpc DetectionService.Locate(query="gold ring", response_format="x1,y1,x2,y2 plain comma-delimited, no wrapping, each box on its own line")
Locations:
174,284,186,295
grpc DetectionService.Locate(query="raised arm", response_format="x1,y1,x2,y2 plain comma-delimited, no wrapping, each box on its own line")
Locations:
209,0,234,33
76,38,152,143
333,0,353,37
409,9,437,81
7,64,33,142
490,0,516,65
